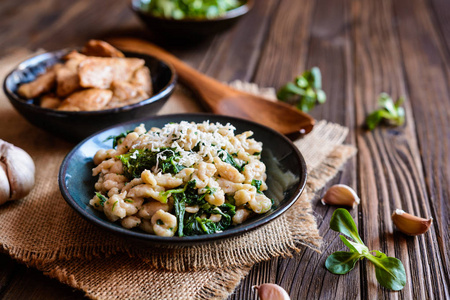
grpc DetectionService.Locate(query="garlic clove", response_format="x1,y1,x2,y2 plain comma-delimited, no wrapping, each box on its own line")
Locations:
253,283,290,300
391,209,432,236
321,184,360,208
0,162,10,205
0,140,35,205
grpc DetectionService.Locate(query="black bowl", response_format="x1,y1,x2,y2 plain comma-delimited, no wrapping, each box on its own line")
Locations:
3,49,177,142
130,0,253,40
58,113,307,247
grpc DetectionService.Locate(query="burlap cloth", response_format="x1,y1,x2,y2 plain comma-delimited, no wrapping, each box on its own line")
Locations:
0,51,357,299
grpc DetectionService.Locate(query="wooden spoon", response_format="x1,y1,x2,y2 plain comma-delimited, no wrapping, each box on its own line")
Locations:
107,37,315,135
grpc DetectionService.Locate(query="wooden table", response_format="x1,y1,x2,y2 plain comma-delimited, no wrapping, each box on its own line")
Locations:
1,0,449,299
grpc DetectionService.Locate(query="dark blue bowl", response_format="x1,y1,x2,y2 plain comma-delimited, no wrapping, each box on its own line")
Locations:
3,49,177,142
58,113,307,247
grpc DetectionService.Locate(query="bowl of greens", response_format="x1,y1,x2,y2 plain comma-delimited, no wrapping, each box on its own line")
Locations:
58,113,307,247
130,0,253,39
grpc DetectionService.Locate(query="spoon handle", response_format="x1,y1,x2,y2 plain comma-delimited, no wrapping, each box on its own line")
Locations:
107,37,315,135
107,37,230,102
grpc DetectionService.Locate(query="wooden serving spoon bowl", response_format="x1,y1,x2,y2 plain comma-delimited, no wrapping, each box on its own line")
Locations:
107,37,315,136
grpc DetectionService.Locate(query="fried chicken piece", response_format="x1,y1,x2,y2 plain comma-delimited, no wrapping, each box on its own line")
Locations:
58,89,113,111
40,94,61,109
131,66,153,95
107,81,149,108
78,57,145,89
81,40,125,58
63,50,87,72
55,67,80,97
17,66,59,99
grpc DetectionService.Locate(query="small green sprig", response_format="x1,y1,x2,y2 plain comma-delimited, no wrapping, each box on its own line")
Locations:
326,208,406,291
366,93,405,130
277,67,326,112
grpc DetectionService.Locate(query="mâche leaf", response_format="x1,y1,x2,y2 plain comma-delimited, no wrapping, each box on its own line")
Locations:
369,251,407,291
325,251,361,275
277,67,326,112
326,209,406,291
366,93,405,130
330,208,364,244
339,235,368,255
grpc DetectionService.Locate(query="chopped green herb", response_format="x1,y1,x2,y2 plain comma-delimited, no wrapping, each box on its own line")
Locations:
112,201,118,211
124,198,134,203
95,192,108,207
365,93,405,130
156,219,164,226
277,67,326,112
325,209,406,291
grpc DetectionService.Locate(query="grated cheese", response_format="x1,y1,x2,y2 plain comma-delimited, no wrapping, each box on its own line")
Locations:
130,121,256,171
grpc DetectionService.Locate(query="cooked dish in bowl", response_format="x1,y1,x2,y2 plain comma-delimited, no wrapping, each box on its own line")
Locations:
17,40,153,111
138,0,243,19
3,44,176,141
59,114,306,246
90,121,274,237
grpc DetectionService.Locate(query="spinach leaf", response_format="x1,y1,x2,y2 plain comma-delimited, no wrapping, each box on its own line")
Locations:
251,179,263,194
118,148,184,179
103,130,133,149
173,193,186,237
162,181,236,236
183,203,236,236
221,151,247,172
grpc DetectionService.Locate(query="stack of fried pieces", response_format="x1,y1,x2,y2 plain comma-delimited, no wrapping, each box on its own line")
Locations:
18,40,153,111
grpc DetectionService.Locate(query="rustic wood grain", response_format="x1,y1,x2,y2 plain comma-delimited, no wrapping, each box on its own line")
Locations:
393,0,450,296
232,0,361,299
0,0,449,299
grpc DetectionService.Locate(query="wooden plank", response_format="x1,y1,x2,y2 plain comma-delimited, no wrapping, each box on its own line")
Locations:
252,0,316,87
429,0,450,56
0,253,15,295
0,0,140,57
0,257,83,300
230,0,360,298
392,0,450,297
352,0,449,299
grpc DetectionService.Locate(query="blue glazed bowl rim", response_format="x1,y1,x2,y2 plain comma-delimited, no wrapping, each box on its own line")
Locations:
58,113,308,246
3,48,177,117
130,0,253,22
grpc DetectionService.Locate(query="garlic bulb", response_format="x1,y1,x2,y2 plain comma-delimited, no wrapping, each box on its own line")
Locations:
0,140,35,205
